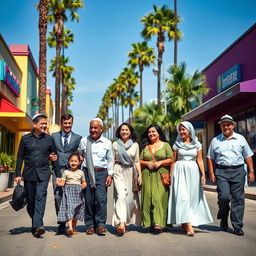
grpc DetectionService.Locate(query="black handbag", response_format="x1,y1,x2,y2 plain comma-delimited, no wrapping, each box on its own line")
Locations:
9,183,27,211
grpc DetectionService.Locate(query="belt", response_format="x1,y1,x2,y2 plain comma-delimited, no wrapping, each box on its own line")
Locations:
115,161,122,165
94,168,106,172
216,164,244,169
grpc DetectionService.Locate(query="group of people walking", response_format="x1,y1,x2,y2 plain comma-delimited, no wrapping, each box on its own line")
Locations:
14,113,255,238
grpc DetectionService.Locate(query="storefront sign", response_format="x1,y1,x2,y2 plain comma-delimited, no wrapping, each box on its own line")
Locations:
0,60,20,97
217,64,241,93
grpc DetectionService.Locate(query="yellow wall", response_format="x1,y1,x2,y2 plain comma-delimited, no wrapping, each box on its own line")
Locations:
12,55,28,113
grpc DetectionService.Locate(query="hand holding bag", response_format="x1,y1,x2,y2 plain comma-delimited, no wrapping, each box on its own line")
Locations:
147,145,170,186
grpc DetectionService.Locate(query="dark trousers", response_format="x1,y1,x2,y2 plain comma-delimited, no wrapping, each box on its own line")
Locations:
83,168,108,229
215,167,246,230
52,169,65,223
24,179,49,228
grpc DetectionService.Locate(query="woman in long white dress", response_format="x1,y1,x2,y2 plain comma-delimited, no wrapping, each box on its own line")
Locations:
112,123,142,234
167,121,213,236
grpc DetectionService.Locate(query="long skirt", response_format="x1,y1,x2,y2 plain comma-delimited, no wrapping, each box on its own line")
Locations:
167,160,213,226
58,184,85,222
112,165,141,226
141,167,169,228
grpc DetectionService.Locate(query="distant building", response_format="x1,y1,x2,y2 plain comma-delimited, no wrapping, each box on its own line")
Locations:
183,23,256,165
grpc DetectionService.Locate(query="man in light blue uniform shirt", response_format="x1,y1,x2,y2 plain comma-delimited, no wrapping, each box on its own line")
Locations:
78,118,114,236
207,114,255,236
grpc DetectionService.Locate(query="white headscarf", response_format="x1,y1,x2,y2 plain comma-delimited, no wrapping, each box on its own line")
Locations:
174,121,200,150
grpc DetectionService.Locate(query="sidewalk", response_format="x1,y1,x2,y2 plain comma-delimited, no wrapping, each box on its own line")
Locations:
0,188,14,204
203,184,256,200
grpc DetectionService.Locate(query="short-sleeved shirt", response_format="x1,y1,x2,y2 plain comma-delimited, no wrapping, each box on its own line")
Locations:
78,135,114,176
207,132,253,166
61,169,85,185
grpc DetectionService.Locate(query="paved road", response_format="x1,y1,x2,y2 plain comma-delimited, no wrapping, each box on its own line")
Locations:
0,183,255,256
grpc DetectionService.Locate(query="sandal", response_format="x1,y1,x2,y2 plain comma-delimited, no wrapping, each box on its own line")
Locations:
66,229,73,236
154,224,163,233
181,223,188,232
116,224,125,234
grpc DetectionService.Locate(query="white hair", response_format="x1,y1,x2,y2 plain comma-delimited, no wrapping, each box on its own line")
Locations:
91,117,103,127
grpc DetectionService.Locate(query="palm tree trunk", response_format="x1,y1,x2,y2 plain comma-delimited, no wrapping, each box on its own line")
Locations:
139,69,143,107
55,35,62,124
38,0,48,113
157,56,162,106
61,71,67,115
112,102,115,139
174,0,178,65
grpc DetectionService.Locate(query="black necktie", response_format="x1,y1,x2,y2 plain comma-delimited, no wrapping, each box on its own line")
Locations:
64,134,69,152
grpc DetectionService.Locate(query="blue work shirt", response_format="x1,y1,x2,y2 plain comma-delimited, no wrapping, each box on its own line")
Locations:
207,132,253,166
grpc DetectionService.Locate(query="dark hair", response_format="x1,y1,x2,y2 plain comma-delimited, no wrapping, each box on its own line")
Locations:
115,123,137,142
140,124,167,149
68,151,80,162
33,114,47,123
61,113,73,123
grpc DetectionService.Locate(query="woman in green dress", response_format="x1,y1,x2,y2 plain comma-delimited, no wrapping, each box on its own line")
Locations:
140,124,173,233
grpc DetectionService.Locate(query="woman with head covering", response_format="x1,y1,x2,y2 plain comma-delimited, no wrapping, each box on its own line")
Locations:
167,121,213,236
140,124,173,233
112,123,142,234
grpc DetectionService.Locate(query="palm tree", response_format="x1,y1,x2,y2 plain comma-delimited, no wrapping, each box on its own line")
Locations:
165,62,209,128
119,67,139,123
128,41,155,107
38,0,48,113
49,56,75,114
48,28,74,114
140,5,182,106
48,0,83,124
134,102,171,142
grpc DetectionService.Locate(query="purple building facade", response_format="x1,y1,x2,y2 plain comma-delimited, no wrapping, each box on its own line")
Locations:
183,23,256,163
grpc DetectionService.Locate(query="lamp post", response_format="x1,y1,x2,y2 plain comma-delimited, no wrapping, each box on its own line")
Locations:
152,63,167,114
152,64,161,107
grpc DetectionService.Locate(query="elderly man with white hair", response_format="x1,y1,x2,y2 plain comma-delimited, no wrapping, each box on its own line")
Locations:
78,118,114,235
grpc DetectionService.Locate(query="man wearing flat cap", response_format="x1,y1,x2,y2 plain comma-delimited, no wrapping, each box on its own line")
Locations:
207,114,255,236
15,114,61,237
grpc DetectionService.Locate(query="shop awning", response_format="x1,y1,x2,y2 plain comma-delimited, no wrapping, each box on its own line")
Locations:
183,79,256,122
0,97,33,131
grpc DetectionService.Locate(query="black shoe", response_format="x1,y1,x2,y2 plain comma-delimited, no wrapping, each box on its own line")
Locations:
34,227,45,236
56,223,66,235
220,219,228,231
31,227,36,234
233,229,244,236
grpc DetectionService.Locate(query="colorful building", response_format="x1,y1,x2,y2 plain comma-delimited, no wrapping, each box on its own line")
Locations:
183,23,256,164
0,34,33,155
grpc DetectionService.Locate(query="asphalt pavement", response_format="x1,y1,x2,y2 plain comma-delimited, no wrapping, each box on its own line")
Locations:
0,182,255,256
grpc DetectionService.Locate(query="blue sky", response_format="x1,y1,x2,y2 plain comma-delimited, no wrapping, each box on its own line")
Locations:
0,0,255,136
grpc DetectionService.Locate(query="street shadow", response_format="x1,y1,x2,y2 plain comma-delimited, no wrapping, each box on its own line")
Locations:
9,225,58,235
105,224,150,236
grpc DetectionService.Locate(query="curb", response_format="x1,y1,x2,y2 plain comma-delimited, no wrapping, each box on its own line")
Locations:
203,186,256,201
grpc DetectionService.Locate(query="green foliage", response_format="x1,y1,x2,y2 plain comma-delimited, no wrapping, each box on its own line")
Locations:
133,102,172,141
47,0,84,23
0,153,16,172
165,62,209,130
140,5,182,42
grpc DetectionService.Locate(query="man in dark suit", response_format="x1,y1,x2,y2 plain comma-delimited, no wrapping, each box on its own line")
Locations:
51,113,82,234
15,114,61,237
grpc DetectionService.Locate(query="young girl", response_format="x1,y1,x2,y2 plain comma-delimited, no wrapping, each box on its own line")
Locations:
57,151,87,236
